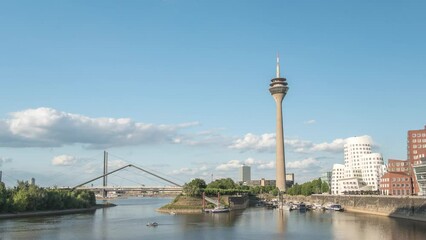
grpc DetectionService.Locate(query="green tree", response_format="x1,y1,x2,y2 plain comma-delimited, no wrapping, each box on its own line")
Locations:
183,178,207,197
286,183,301,195
0,182,8,212
207,178,236,189
321,182,330,193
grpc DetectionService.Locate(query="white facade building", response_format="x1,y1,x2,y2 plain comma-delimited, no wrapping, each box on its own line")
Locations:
331,164,345,195
331,136,385,195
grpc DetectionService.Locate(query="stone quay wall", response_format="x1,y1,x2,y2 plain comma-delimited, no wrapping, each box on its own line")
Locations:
226,195,249,210
284,194,426,222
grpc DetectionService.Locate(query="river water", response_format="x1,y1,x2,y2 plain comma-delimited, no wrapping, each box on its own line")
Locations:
1,197,426,240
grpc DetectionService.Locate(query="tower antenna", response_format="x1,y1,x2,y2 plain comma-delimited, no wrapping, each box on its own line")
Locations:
276,52,280,78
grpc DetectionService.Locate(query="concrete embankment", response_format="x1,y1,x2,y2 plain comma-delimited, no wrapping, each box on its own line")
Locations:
284,194,426,222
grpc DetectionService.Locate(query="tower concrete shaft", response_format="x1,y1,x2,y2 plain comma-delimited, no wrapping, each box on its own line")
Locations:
269,55,289,192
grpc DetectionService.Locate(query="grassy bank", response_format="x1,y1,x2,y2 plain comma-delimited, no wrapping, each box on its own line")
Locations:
157,195,206,214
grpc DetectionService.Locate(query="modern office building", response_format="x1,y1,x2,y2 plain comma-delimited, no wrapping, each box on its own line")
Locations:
321,171,332,187
413,157,426,196
331,136,385,195
269,55,289,192
240,165,251,183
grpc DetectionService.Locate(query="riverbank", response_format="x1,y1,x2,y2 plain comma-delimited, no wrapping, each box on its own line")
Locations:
0,203,116,219
157,194,250,214
284,194,426,222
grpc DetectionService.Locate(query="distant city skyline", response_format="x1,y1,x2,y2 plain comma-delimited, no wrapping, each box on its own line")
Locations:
0,1,425,187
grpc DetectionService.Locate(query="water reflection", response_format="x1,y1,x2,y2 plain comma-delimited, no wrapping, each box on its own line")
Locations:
331,212,426,240
1,198,426,240
276,209,288,236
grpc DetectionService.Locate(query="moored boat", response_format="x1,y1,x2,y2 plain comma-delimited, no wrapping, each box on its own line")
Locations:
211,207,230,213
328,204,344,211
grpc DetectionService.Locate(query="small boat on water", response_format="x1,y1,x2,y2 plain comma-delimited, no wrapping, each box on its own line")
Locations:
146,222,159,227
328,204,344,211
312,203,324,211
211,207,230,213
298,202,307,212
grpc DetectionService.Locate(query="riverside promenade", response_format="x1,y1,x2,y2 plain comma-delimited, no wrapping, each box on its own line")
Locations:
285,194,426,222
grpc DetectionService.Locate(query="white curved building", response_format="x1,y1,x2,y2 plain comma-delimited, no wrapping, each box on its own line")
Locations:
332,136,385,194
344,136,373,170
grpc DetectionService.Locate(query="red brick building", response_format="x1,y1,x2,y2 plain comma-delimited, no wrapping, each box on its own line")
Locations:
380,159,413,195
379,126,426,195
407,126,426,194
407,126,426,164
380,171,413,196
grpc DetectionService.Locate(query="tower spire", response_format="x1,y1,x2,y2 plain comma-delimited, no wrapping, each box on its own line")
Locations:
276,52,280,78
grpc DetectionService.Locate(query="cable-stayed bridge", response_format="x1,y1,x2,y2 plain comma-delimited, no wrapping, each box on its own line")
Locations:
67,151,183,197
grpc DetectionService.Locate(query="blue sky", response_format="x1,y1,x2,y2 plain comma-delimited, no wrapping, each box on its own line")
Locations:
0,0,425,187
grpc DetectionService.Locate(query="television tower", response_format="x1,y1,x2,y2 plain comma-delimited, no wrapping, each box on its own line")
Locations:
269,54,289,192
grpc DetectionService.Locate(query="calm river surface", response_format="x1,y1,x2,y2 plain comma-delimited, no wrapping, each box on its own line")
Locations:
1,197,426,240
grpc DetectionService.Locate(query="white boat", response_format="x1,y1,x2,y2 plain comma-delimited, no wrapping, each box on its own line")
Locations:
328,204,344,211
312,203,324,210
211,207,230,213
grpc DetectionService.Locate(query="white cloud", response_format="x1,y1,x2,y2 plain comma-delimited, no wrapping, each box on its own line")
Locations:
216,160,242,171
287,158,320,169
216,158,275,171
304,119,316,124
229,133,374,154
172,167,197,175
310,138,346,152
0,107,199,148
171,165,211,177
229,133,275,152
52,155,76,166
258,161,275,169
0,157,12,167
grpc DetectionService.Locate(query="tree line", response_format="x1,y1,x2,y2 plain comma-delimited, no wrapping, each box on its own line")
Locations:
286,178,329,196
0,181,96,213
183,178,279,197
183,177,330,197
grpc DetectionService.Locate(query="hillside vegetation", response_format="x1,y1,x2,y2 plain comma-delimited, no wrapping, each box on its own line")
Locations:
0,181,96,213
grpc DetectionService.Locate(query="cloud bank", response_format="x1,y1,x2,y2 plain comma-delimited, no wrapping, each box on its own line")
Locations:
229,133,373,154
0,107,199,148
